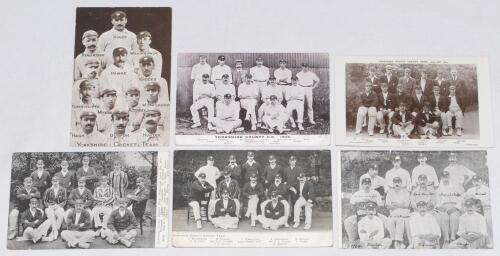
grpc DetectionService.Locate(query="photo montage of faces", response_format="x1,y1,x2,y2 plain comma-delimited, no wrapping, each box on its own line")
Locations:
171,150,333,247
175,53,330,145
70,7,172,147
6,151,170,249
339,150,493,249
334,56,493,147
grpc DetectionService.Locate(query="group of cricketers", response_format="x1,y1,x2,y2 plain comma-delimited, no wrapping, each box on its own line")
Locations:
187,152,319,231
189,55,321,134
355,65,470,138
344,152,492,249
72,10,169,147
7,156,150,248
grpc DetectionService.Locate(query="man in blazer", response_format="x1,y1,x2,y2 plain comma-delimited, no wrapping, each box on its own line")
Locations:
261,155,284,189
415,70,435,97
211,189,239,229
61,199,95,248
263,173,291,222
377,65,399,94
20,198,53,243
449,68,468,104
76,155,99,192
376,82,397,134
8,177,41,240
257,191,288,230
188,173,214,229
391,102,415,139
355,81,379,136
232,59,248,94
54,160,77,196
291,173,315,229
30,159,51,200
445,85,467,136
435,70,450,96
126,177,150,217
215,169,241,217
399,68,416,95
65,177,93,223
414,102,440,139
365,66,379,92
242,173,265,226
410,86,428,117
428,85,450,136
283,155,304,187
43,176,67,240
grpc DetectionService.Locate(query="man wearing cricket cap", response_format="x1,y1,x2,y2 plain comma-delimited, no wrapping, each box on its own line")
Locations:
448,198,488,248
409,200,441,248
250,57,270,90
274,59,292,86
191,73,216,129
443,152,475,190
411,153,439,189
99,46,138,98
133,107,165,146
75,79,98,107
384,155,411,192
132,31,162,75
257,190,288,230
257,76,284,128
194,156,221,199
73,110,106,145
137,56,169,104
358,202,392,249
290,172,315,229
211,55,232,90
211,93,243,134
75,30,104,80
107,109,136,145
465,175,492,248
125,86,143,132
188,173,214,229
296,62,320,125
211,189,239,229
98,10,138,66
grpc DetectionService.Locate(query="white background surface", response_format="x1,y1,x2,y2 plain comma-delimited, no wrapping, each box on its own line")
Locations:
0,0,499,255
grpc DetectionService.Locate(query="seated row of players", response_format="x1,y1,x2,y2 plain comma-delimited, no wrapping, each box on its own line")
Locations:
8,159,149,248
187,153,316,230
190,56,320,133
344,153,492,249
356,81,467,138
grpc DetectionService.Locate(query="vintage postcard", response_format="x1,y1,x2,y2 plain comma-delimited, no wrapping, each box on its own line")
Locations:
70,7,172,147
171,150,333,247
175,53,331,146
334,56,493,147
7,151,169,249
338,149,493,249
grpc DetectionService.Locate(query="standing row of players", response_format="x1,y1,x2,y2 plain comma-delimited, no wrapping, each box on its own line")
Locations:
189,55,320,133
356,65,469,137
8,157,149,248
187,152,318,230
344,153,492,249
72,10,168,146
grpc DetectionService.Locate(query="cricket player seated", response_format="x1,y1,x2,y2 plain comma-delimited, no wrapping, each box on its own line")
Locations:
391,102,414,139
261,173,291,223
242,173,265,227
415,102,440,139
290,173,314,230
357,202,392,249
212,169,241,218
257,191,288,230
17,198,53,243
211,189,239,229
448,198,488,249
188,173,215,229
102,198,138,247
61,199,95,248
409,200,441,249
262,95,289,134
92,175,115,237
8,177,41,240
210,93,243,134
190,73,216,130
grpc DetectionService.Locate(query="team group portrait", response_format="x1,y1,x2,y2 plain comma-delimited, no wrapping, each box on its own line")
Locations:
340,150,492,249
175,53,330,135
344,63,479,139
7,152,158,249
172,150,332,233
70,7,171,147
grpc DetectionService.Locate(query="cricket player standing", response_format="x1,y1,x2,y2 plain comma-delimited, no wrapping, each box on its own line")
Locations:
99,47,138,98
211,55,232,90
132,31,162,75
249,57,270,91
296,63,320,124
285,76,306,130
74,30,104,80
191,55,212,82
238,73,260,130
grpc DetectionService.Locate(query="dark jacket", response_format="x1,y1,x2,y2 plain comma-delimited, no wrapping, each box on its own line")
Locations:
377,92,397,110
283,165,304,186
291,181,315,202
435,79,450,96
410,94,428,113
54,170,77,192
67,187,93,209
428,95,449,112
242,181,265,198
66,209,92,231
76,167,98,191
43,187,67,208
358,91,379,108
217,179,240,199
267,182,289,199
242,162,261,182
188,180,214,202
264,201,285,220
30,170,51,193
21,208,47,229
448,94,467,112
223,165,242,180
107,208,137,232
212,198,237,218
262,164,283,185
391,111,414,125
15,187,41,212
415,112,439,127
378,74,399,93
415,79,435,97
